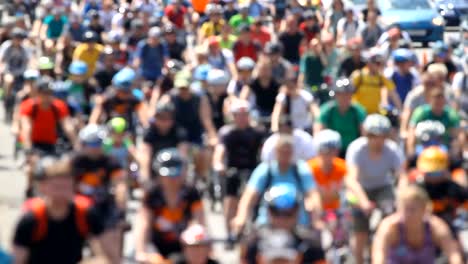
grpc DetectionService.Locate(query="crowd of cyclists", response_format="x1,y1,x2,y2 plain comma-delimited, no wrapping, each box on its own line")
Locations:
0,0,467,263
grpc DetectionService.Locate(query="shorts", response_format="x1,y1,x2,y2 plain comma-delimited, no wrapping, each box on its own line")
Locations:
351,185,395,232
32,143,56,156
223,168,252,197
93,200,125,230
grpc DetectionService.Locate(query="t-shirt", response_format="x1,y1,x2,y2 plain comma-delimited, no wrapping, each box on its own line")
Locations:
307,157,347,210
451,71,468,113
250,29,271,47
338,56,366,78
336,18,363,45
164,5,187,29
218,35,238,50
232,40,261,62
71,153,123,202
261,130,316,162
249,78,280,116
43,15,68,39
143,123,188,161
0,40,30,76
13,203,104,264
248,161,316,225
279,31,304,63
299,23,321,43
134,41,168,80
299,52,324,88
276,90,314,130
409,104,460,144
73,43,104,77
229,14,254,31
351,67,396,114
346,137,404,190
384,68,420,103
19,99,69,145
143,185,203,257
317,101,366,150
219,125,264,169
200,20,225,38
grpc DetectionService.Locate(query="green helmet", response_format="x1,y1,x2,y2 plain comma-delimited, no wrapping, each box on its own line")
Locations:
108,117,127,134
38,56,55,70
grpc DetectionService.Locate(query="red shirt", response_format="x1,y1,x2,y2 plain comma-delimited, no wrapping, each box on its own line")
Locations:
164,5,187,29
19,98,69,144
250,28,271,48
233,40,261,62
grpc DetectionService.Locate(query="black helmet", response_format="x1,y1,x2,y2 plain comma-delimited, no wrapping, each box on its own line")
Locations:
152,148,185,177
333,77,355,93
264,42,283,55
36,76,54,93
11,27,27,39
155,102,175,115
83,30,98,42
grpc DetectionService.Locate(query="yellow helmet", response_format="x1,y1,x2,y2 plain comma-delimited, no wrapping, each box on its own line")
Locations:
417,146,448,173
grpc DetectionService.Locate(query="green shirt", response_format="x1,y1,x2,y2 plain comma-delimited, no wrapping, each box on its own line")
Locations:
410,104,460,143
317,101,367,150
219,35,238,49
299,52,324,89
229,14,254,32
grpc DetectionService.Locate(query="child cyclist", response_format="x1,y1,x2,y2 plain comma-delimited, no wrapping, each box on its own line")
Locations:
103,117,137,170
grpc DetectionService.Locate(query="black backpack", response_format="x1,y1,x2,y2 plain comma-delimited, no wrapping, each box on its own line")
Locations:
259,163,305,201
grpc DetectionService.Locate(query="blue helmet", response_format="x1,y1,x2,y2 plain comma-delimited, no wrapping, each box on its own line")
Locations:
193,64,212,81
69,61,88,75
112,68,136,90
392,48,413,63
264,183,300,212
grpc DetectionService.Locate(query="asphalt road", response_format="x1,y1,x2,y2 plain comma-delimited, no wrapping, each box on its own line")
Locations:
0,29,462,263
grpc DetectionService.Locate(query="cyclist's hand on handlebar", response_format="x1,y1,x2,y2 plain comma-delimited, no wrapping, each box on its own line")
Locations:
231,216,246,236
360,201,375,216
207,136,218,147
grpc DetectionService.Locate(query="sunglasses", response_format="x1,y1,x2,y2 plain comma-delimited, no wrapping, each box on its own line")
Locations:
269,206,298,217
424,171,445,178
83,141,103,148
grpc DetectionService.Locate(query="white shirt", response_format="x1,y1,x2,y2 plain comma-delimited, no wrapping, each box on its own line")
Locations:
261,129,316,162
336,18,365,45
276,90,314,130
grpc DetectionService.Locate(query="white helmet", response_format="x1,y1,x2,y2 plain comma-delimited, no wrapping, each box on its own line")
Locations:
363,114,391,135
315,129,342,152
236,57,256,71
207,69,229,86
415,120,446,142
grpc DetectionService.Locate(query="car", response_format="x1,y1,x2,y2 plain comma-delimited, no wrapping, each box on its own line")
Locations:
433,0,468,26
377,0,445,46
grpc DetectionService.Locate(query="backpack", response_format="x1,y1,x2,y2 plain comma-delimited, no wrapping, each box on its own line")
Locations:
343,20,359,32
31,100,61,124
260,163,305,198
354,69,385,92
24,196,90,242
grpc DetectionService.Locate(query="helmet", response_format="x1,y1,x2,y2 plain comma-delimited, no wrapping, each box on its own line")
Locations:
365,49,385,64
68,61,88,75
36,76,54,93
112,68,136,90
264,183,300,212
155,102,175,115
108,117,127,134
264,42,283,55
152,148,185,177
417,146,448,173
194,64,212,81
415,120,446,143
230,99,250,113
432,41,449,57
207,69,229,85
38,56,55,70
79,124,106,146
83,30,98,42
107,31,122,43
333,77,355,93
166,59,184,74
236,57,256,71
11,27,27,39
181,224,211,246
392,48,413,63
315,129,342,152
363,114,391,135
33,156,58,181
23,69,40,81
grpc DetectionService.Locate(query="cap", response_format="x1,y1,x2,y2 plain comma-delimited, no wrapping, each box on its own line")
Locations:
107,31,122,43
432,40,449,57
258,229,299,261
164,24,176,34
392,48,413,63
315,129,342,152
236,57,256,70
174,70,192,88
238,24,250,33
265,183,300,211
363,114,391,135
152,148,185,177
23,69,40,80
333,77,355,93
207,36,220,47
148,27,162,38
180,224,211,246
33,156,59,181
166,59,184,74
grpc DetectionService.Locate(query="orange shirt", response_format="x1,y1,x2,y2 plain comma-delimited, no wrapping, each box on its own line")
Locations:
191,0,209,13
308,157,347,210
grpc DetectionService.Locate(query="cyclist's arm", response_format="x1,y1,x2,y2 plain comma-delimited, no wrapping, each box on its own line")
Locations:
199,95,217,142
406,123,417,156
111,169,128,210
136,103,150,128
212,143,226,172
345,164,372,207
139,142,153,182
430,215,463,264
270,99,283,132
371,216,396,264
88,95,104,124
60,117,77,147
399,106,412,139
239,84,251,101
234,187,259,230
12,246,29,264
20,115,33,149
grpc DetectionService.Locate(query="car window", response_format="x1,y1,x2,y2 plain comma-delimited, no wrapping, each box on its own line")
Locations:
380,0,432,9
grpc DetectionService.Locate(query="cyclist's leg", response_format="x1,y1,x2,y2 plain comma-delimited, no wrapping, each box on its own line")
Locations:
223,169,242,236
3,73,14,97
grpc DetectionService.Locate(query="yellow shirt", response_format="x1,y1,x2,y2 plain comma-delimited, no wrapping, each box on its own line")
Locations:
351,68,395,114
73,43,104,77
199,20,225,39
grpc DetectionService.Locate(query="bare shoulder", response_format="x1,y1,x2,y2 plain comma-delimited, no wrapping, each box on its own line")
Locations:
376,214,400,244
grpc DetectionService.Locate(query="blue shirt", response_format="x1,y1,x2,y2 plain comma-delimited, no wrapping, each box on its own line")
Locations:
391,70,414,103
247,161,316,226
134,40,168,80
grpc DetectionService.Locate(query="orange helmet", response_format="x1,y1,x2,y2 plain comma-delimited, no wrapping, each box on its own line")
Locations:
417,146,448,173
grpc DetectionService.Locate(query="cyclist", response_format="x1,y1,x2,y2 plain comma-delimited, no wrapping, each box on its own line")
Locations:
37,56,56,79
372,184,463,264
63,60,95,118
140,102,189,182
102,117,137,170
307,129,370,213
134,148,205,262
232,134,322,233
345,114,405,264
385,48,421,104
314,77,367,158
205,68,230,130
179,224,219,264
241,183,326,264
11,69,40,137
212,100,264,239
227,56,255,97
20,76,77,197
72,30,104,78
89,67,149,134
263,41,292,85
12,158,110,264
71,124,127,263
351,50,402,114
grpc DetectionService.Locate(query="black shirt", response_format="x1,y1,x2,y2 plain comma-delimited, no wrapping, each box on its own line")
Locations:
339,56,366,77
13,203,104,264
249,78,280,116
207,93,228,130
279,31,304,64
166,40,185,61
94,68,118,91
102,92,142,129
243,226,325,264
143,123,188,160
219,125,264,169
